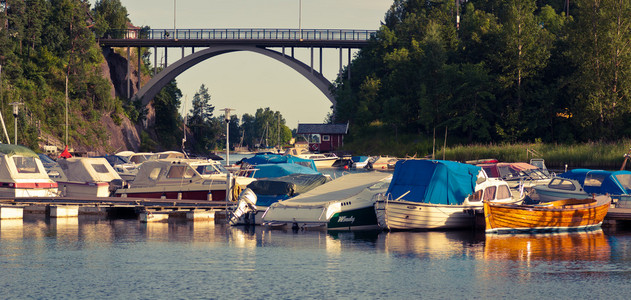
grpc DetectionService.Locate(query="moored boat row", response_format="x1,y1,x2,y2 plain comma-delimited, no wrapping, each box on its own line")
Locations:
0,142,621,234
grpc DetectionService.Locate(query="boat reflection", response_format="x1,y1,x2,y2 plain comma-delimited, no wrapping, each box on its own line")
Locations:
380,230,484,258
484,229,611,261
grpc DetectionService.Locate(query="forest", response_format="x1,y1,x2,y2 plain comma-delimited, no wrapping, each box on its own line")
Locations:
333,0,631,147
2,0,630,155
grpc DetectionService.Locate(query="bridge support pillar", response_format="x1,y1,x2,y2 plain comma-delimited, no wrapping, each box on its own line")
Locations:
310,47,313,74
348,48,351,80
339,48,342,77
153,46,157,76
127,46,131,99
320,48,323,73
138,47,141,92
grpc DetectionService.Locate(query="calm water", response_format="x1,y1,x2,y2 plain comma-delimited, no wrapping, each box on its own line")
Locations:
1,215,631,299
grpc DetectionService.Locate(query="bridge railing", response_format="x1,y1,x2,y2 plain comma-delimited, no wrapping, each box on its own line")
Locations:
104,28,377,41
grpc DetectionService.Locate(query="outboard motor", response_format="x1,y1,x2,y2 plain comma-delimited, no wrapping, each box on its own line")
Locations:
229,188,258,225
109,178,127,196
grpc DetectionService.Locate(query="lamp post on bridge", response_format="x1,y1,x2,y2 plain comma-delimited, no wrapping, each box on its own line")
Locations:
299,0,303,41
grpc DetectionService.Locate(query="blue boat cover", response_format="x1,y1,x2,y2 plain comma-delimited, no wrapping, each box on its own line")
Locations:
386,160,481,205
559,169,631,195
241,153,317,171
251,163,320,179
352,156,369,163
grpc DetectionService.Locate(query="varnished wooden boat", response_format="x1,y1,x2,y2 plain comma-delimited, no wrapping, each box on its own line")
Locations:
484,195,611,233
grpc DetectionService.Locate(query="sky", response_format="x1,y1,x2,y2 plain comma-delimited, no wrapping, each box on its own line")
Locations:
121,0,393,129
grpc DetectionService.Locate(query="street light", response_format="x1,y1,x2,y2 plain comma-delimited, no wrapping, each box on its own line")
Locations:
9,102,22,145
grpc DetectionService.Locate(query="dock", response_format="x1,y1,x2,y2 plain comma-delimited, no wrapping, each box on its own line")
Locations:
0,196,235,223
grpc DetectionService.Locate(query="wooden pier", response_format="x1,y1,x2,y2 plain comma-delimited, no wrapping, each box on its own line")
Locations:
0,196,235,222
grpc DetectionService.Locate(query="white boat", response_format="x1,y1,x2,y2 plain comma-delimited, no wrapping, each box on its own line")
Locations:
531,177,591,202
260,171,392,230
284,145,338,169
0,144,58,197
374,159,516,231
57,157,123,197
229,173,330,225
114,158,256,201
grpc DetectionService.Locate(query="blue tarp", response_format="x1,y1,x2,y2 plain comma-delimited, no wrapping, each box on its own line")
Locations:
386,160,481,205
241,153,318,171
352,156,369,163
251,163,320,179
559,169,631,195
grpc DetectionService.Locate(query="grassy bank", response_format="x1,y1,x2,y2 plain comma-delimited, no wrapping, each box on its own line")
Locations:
340,128,631,170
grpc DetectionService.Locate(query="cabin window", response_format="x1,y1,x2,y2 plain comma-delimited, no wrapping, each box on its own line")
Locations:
166,165,195,179
585,174,606,188
92,164,110,174
496,185,511,199
149,168,161,181
322,135,330,141
548,178,576,190
13,157,40,173
197,165,219,175
615,174,631,191
483,186,496,201
468,190,483,202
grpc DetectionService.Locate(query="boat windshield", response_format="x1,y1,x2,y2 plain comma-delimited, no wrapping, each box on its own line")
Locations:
38,154,56,164
614,174,631,192
13,156,41,173
368,179,391,190
196,164,226,175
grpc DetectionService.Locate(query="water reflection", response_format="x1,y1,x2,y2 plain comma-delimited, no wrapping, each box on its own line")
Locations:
0,219,23,240
483,230,611,261
379,230,484,258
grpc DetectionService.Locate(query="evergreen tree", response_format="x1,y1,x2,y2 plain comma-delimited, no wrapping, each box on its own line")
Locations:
187,84,215,153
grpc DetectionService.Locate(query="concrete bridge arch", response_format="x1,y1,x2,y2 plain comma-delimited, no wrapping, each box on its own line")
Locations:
134,45,336,107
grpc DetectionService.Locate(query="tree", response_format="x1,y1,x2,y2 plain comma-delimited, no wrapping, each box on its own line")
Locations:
187,84,215,153
153,80,182,148
567,0,631,140
92,0,129,38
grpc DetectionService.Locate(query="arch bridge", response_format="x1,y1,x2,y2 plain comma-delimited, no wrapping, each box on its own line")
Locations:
99,28,376,107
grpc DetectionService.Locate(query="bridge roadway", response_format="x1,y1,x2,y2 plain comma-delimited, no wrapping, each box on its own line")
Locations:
99,28,375,48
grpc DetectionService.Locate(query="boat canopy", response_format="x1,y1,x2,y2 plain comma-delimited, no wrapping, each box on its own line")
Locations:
0,144,39,158
246,173,330,206
559,169,631,195
58,157,122,183
0,144,51,181
251,163,320,179
241,153,317,171
386,160,481,205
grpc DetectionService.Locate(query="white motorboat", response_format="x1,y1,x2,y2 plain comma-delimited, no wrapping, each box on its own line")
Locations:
0,144,58,197
260,171,392,230
114,158,255,201
284,146,338,169
57,157,123,197
374,159,516,231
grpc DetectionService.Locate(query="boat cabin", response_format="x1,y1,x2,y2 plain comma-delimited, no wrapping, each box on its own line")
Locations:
57,157,123,197
0,144,58,197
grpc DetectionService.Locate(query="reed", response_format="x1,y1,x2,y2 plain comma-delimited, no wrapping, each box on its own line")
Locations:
443,141,631,170
342,130,631,170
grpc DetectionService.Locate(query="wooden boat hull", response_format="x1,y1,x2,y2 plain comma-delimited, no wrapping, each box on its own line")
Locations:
374,200,477,230
484,196,611,233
